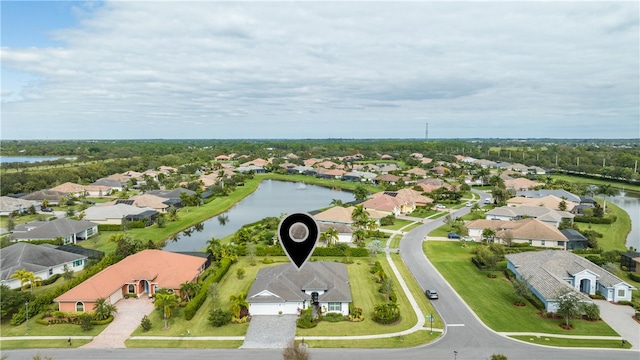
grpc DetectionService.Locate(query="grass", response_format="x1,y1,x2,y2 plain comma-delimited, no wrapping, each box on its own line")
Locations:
428,224,456,238
260,173,380,194
296,255,417,338
0,339,93,350
380,219,414,231
303,330,440,348
388,235,401,249
0,317,108,343
126,339,243,348
549,174,640,193
424,241,619,336
573,201,631,252
400,222,422,233
509,335,632,349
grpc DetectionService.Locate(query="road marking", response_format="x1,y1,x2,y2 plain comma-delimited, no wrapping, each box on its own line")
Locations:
447,324,465,327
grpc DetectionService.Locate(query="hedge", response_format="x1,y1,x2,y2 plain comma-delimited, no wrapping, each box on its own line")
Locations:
251,245,369,257
184,257,233,320
98,224,123,231
574,216,617,224
42,273,62,286
628,272,640,282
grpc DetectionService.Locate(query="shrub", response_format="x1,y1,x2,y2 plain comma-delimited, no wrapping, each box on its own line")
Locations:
208,309,232,327
323,312,346,322
371,302,400,325
41,274,61,286
574,216,616,224
581,302,600,321
617,300,634,306
184,257,232,320
628,272,640,282
261,257,274,264
141,315,152,331
584,255,605,266
296,308,318,329
80,313,93,332
348,307,364,322
97,224,123,231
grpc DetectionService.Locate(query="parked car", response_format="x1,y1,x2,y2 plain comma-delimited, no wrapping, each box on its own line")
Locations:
461,236,474,242
448,232,460,239
426,289,439,299
465,202,472,207
484,198,492,204
84,200,95,204
435,204,446,209
41,207,53,212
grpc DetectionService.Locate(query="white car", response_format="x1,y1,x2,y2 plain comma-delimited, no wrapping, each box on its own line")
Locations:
461,236,474,242
465,202,472,207
435,204,446,209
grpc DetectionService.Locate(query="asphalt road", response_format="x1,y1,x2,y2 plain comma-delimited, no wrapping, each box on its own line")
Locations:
4,191,638,359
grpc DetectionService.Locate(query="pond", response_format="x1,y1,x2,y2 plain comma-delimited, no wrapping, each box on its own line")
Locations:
0,156,76,164
162,179,355,252
608,190,640,251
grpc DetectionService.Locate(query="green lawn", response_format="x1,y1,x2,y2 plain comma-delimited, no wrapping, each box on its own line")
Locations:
424,241,619,336
509,335,631,349
380,219,414,231
549,174,640,193
573,201,631,252
0,339,93,350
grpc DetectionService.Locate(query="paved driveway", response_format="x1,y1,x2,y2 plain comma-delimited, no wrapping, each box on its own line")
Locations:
595,299,640,349
241,315,297,349
81,297,154,348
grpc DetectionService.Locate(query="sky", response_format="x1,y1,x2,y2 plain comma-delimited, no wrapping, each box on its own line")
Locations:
1,1,639,140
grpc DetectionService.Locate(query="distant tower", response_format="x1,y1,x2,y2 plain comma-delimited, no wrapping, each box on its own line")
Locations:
425,122,429,141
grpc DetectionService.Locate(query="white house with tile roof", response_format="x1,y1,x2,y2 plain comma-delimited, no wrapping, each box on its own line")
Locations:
247,262,352,316
506,250,635,312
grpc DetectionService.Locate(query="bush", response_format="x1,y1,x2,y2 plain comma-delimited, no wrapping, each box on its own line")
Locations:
617,300,634,306
184,257,232,320
296,308,318,329
584,255,605,266
261,257,274,264
628,272,640,282
323,312,346,322
371,302,400,325
41,274,61,286
141,315,152,331
348,307,364,322
581,302,600,321
208,309,232,327
80,313,93,332
98,224,123,231
574,216,616,224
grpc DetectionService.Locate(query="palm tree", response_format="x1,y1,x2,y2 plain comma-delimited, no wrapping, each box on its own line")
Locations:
352,228,367,247
179,282,200,302
93,297,117,320
154,292,179,329
351,205,370,229
228,292,248,318
324,227,339,247
598,184,618,213
10,269,42,292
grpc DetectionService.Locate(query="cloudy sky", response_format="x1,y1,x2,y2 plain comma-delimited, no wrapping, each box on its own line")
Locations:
1,1,638,140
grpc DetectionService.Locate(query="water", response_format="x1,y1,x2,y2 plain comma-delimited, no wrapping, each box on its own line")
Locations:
162,179,355,252
0,156,75,164
608,191,640,251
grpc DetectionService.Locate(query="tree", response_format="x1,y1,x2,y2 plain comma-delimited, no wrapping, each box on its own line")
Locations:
367,239,384,256
10,269,42,292
501,230,514,247
228,292,248,318
0,284,31,319
179,281,200,302
7,217,15,232
556,288,582,328
558,199,567,211
62,264,74,280
140,315,152,331
354,184,369,201
236,268,246,279
481,228,496,243
351,205,370,229
154,291,179,329
156,213,167,228
352,228,367,247
511,275,533,305
598,184,618,213
208,283,221,311
323,227,339,247
330,198,344,207
208,308,232,327
93,297,117,320
379,276,395,301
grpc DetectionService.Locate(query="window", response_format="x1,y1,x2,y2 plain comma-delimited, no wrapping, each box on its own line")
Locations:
528,240,532,245
618,289,626,298
558,241,564,246
48,268,53,276
328,302,341,312
73,260,83,267
128,284,135,293
541,240,545,246
76,302,84,312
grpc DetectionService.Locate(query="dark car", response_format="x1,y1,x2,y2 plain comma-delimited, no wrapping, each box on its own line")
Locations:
84,200,95,204
41,207,53,212
447,232,460,239
426,289,438,299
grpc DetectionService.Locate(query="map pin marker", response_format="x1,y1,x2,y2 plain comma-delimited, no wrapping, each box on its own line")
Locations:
278,213,319,270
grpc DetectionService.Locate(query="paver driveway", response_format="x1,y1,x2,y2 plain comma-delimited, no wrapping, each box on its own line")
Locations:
81,297,154,348
241,315,297,349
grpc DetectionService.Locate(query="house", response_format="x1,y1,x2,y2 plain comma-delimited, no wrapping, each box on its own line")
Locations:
430,166,448,176
374,174,400,185
84,185,112,197
316,168,346,179
236,165,266,174
10,218,99,245
503,177,543,191
313,206,386,226
54,249,207,312
317,223,354,244
49,182,86,197
506,250,635,312
0,196,40,215
361,193,414,216
247,262,352,316
90,178,124,192
466,218,569,248
1,242,87,290
405,167,428,179
83,204,157,225
389,189,433,207
380,154,393,160
621,252,640,274
506,195,578,211
240,158,270,167
341,171,377,183
21,190,69,205
128,194,171,212
516,189,581,203
215,154,230,161
485,206,574,228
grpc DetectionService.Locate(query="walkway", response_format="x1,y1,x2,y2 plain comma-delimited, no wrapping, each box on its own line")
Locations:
81,297,154,348
241,315,297,348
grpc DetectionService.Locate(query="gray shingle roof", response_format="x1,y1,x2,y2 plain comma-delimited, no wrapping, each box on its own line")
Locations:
1,243,87,281
248,262,351,304
506,250,633,302
10,218,98,241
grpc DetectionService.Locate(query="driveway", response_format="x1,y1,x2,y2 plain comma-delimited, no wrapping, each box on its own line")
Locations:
240,315,297,349
81,297,154,348
595,299,640,349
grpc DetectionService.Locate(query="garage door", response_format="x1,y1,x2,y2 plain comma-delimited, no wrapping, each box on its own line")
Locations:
249,303,281,315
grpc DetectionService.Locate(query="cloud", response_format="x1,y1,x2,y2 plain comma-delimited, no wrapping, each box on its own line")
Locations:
0,1,638,139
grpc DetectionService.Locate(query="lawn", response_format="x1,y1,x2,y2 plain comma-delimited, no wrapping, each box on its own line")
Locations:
573,201,631,252
424,241,619,336
509,335,632,349
296,255,418,338
380,219,414,231
549,174,640,193
0,339,93,350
